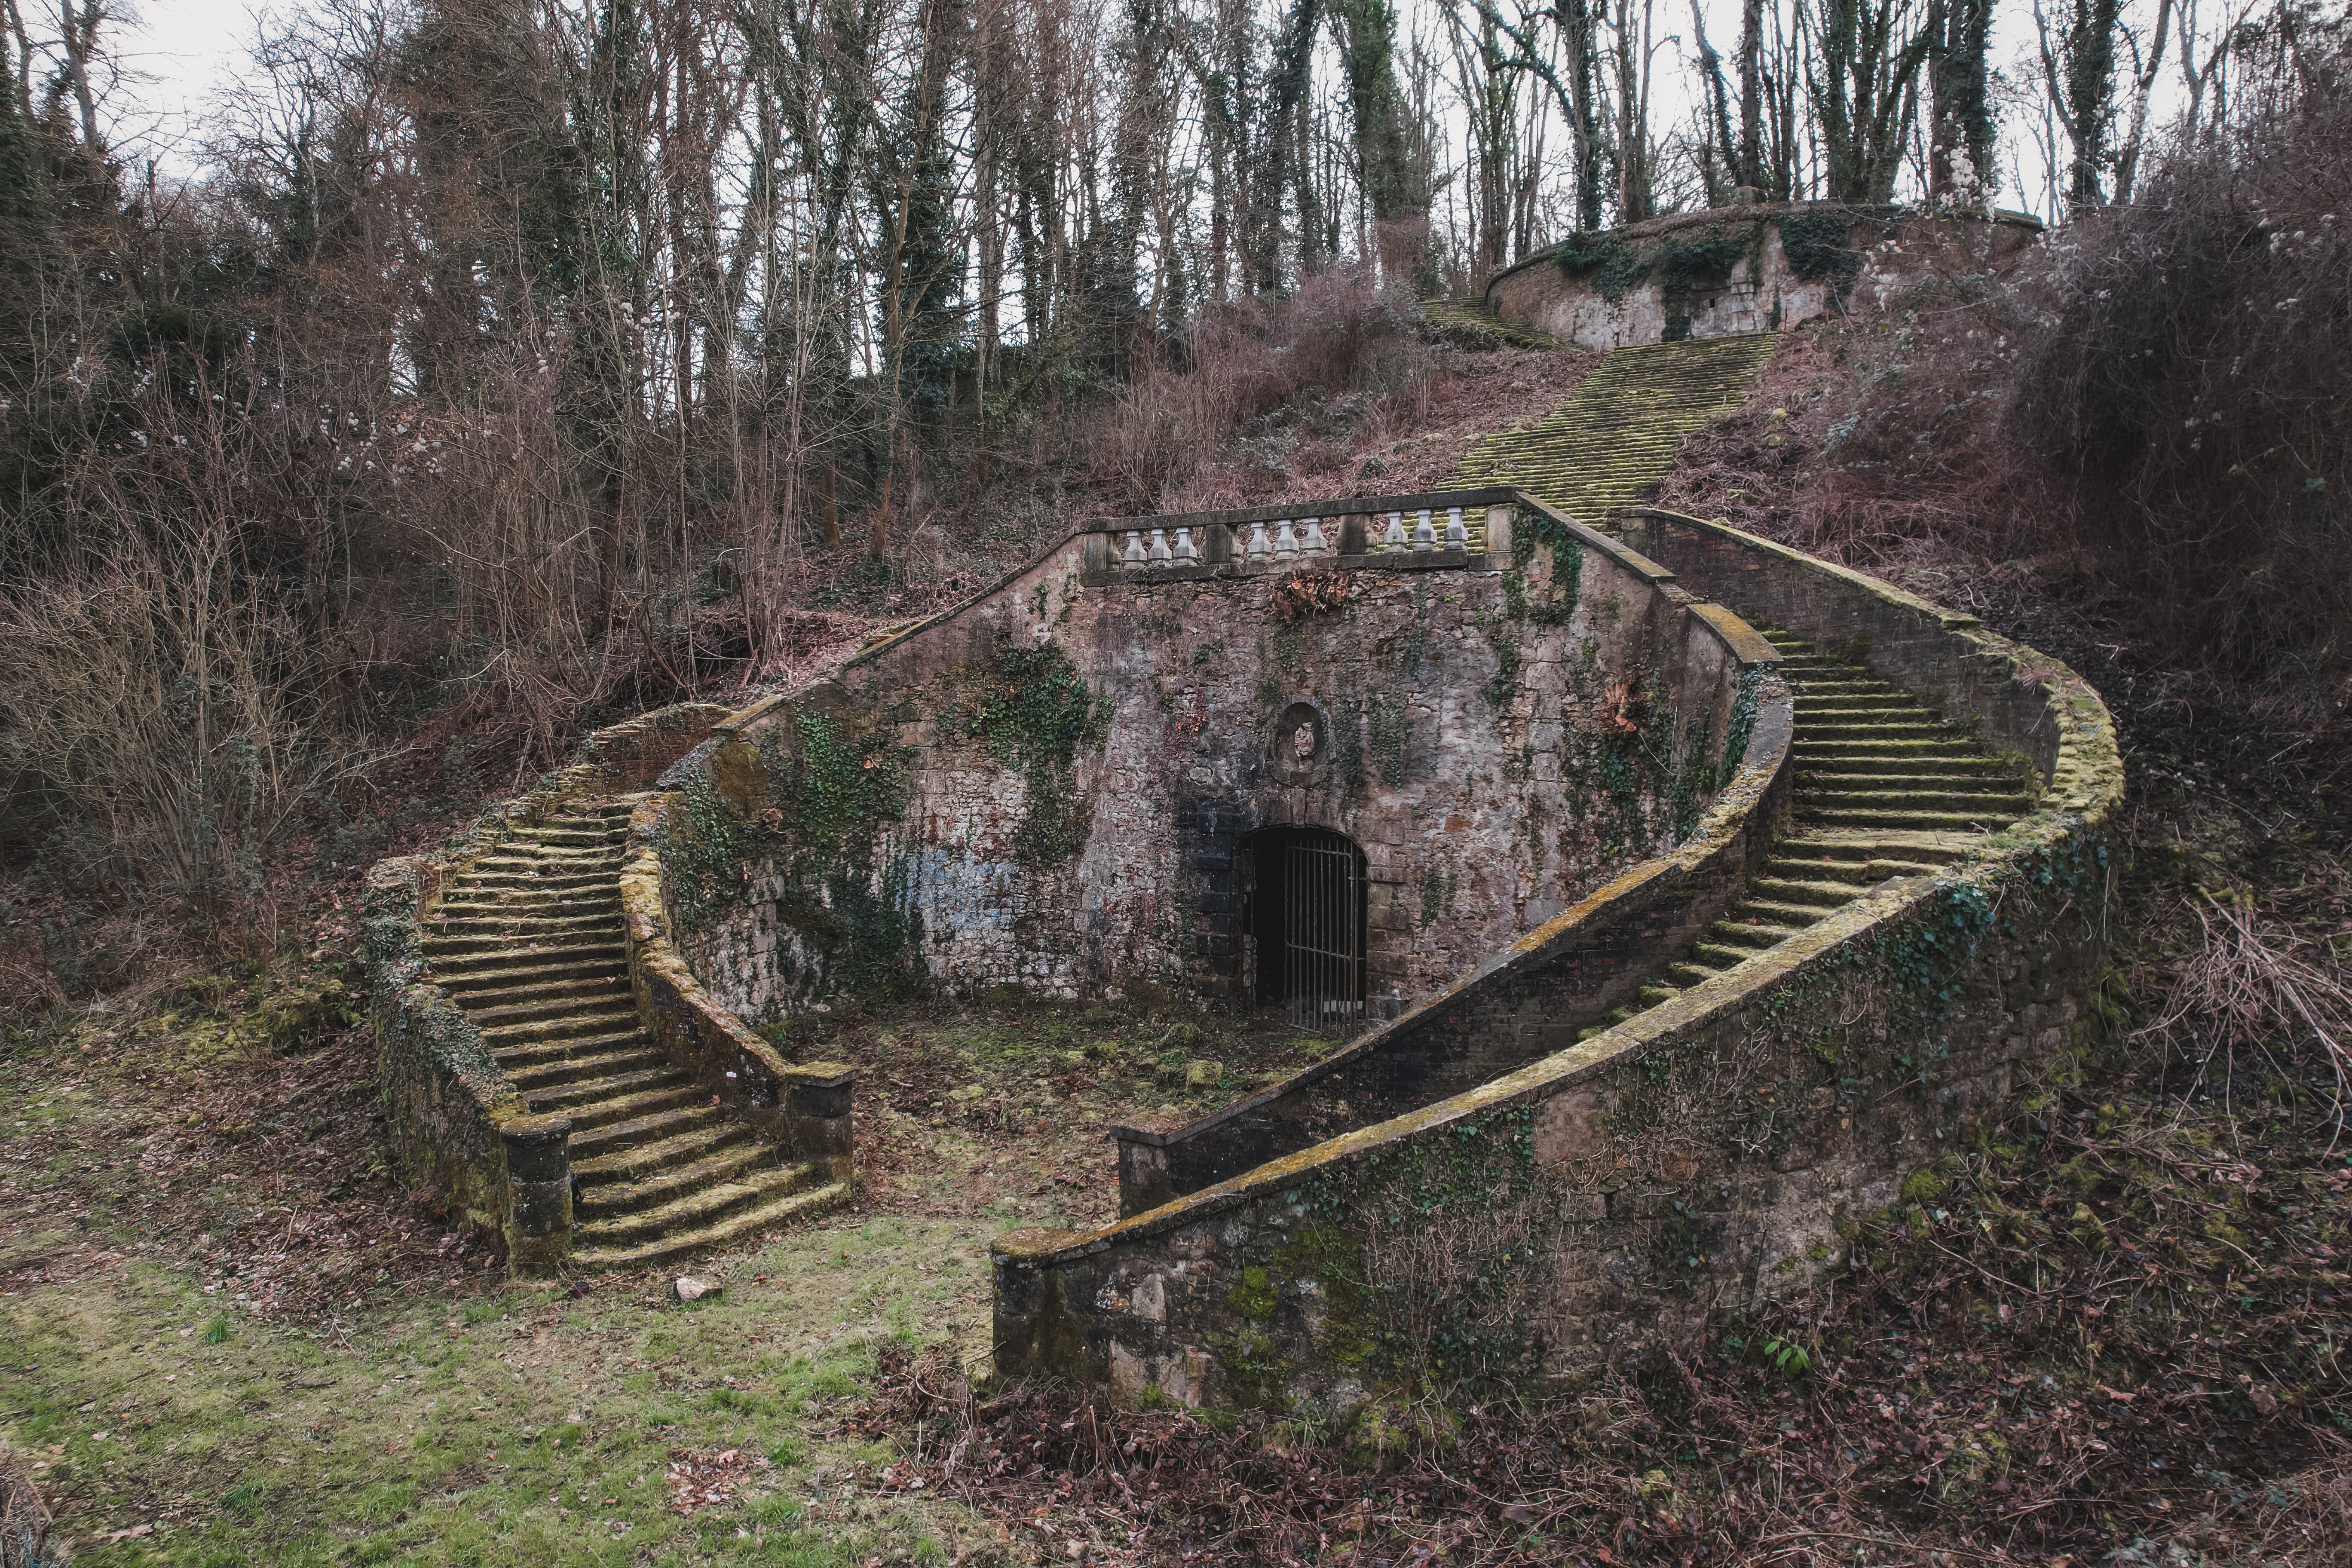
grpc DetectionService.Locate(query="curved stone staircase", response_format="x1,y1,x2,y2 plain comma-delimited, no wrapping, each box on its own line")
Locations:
1591,630,2037,1030
1453,333,1778,518
1444,332,2041,1030
423,800,848,1269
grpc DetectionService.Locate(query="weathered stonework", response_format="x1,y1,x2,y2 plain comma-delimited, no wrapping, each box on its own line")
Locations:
1483,203,2045,351
363,704,729,1259
657,489,1759,1027
991,509,2122,1413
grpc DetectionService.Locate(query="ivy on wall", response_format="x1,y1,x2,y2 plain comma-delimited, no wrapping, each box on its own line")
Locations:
1551,209,1883,327
969,641,1109,869
662,709,926,1000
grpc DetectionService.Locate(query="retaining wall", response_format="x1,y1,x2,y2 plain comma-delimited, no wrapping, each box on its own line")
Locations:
658,488,1761,1025
1485,203,2044,350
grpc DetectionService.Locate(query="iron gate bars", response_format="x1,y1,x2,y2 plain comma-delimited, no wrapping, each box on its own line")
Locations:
1284,829,1366,1037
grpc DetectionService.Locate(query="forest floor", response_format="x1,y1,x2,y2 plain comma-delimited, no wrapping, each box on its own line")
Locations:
0,980,1328,1567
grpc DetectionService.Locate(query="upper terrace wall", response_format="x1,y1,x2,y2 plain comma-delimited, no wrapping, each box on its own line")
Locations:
653,489,1757,1022
1485,203,2044,350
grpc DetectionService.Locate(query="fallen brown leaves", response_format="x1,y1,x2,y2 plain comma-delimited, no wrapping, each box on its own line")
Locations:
0,1011,499,1320
664,1446,769,1515
848,1067,2349,1566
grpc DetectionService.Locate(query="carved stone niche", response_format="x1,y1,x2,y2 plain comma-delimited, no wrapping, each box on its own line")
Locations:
1271,699,1330,787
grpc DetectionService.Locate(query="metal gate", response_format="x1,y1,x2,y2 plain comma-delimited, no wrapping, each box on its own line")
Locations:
1282,830,1366,1037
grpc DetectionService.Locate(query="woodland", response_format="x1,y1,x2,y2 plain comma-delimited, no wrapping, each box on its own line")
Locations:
2,0,2351,1562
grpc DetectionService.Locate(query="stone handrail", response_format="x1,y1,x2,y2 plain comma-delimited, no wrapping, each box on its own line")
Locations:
364,703,731,1267
1108,583,1793,1214
619,795,857,1178
992,513,2122,1412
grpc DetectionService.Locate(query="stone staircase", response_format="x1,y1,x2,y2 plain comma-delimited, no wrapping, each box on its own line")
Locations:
1439,331,2039,1034
1417,294,1566,351
422,799,848,1269
1586,631,2038,1033
1453,333,1778,517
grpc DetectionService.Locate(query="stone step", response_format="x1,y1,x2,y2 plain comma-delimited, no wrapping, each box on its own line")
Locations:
491,1029,650,1070
566,1102,733,1161
1724,898,1830,928
1797,752,2014,775
425,929,627,962
1708,919,1812,950
571,1121,760,1183
426,911,623,938
1800,807,2006,831
575,1145,797,1220
460,983,634,1028
1637,983,1681,1008
570,1181,851,1273
1796,738,1985,759
524,1066,696,1116
1758,856,1909,888
428,942,630,979
1747,876,1871,909
1688,940,1761,970
1800,770,2026,794
447,968,631,1008
474,1004,643,1046
1800,787,2029,813
541,1078,706,1131
434,890,622,913
1799,720,1956,743
504,1045,672,1093
449,871,616,893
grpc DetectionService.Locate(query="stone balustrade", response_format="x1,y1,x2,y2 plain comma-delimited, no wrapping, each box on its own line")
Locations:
1081,486,1514,582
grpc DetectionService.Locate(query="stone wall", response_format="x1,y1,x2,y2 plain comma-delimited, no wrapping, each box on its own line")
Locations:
990,514,2122,1415
657,489,1758,1024
1483,204,2044,351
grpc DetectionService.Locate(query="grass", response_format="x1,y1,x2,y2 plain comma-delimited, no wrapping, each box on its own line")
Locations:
0,985,1303,1565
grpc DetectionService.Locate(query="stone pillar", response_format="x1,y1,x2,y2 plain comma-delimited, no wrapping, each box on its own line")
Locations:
501,1114,573,1276
784,1068,858,1182
1110,1113,1185,1217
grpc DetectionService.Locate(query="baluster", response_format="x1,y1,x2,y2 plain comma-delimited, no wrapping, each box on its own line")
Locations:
1123,530,1145,565
1383,511,1407,553
1247,519,1271,563
1274,518,1299,560
1148,527,1172,563
1412,508,1435,552
1302,516,1327,554
1444,506,1467,550
1173,526,1197,563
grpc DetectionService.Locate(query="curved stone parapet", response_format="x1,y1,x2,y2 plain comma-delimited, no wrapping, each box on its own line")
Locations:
991,510,2121,1414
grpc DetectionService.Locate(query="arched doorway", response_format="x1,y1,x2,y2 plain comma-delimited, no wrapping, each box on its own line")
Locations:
1235,827,1368,1036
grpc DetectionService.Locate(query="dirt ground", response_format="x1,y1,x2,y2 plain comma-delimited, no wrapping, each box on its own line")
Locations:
0,979,1328,1567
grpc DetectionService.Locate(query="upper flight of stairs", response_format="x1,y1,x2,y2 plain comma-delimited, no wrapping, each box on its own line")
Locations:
1431,330,2040,1038
1453,334,1779,518
1417,294,1566,351
421,798,847,1269
1586,631,2039,1032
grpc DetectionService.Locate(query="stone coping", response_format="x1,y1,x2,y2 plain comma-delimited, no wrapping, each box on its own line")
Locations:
995,521,2122,1270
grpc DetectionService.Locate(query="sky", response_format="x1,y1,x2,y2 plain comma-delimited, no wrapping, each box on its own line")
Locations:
106,0,268,172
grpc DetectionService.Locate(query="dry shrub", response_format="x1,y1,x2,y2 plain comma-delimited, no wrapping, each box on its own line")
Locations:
2006,51,2352,710
2132,891,2352,1135
1093,263,1432,511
